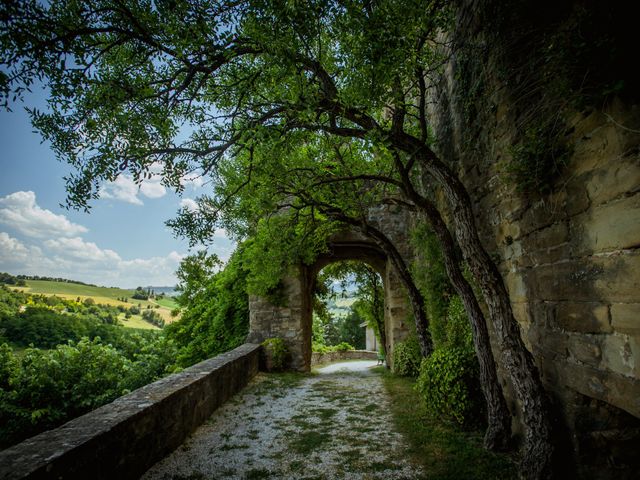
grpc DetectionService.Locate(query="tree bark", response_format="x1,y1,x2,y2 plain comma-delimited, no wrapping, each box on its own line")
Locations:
412,197,512,451
324,211,433,358
394,134,555,479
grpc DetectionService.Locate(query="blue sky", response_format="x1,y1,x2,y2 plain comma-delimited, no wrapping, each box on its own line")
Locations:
0,88,234,288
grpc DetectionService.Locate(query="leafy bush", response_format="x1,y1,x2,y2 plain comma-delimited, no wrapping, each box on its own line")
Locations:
332,342,354,352
166,249,249,367
261,337,289,371
0,337,178,449
415,348,483,427
392,335,422,377
443,296,474,353
312,342,355,354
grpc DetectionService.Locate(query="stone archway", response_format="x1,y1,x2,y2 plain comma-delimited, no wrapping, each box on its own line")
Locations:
246,228,413,371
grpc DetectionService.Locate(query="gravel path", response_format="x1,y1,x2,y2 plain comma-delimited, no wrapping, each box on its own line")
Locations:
141,361,424,480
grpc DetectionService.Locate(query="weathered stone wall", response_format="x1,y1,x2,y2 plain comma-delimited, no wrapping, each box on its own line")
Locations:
424,1,640,476
310,350,378,366
0,343,261,480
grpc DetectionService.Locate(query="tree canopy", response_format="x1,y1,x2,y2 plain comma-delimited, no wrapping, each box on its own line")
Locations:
1,2,556,476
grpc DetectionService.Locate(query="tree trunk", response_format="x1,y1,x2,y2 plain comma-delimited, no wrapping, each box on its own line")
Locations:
413,197,512,451
395,133,555,479
325,211,433,357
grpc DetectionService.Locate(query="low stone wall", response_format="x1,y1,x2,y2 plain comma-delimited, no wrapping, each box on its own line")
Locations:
311,349,378,366
0,343,261,480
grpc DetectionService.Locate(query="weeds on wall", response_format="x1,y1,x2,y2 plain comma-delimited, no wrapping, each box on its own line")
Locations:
452,0,635,196
261,338,289,371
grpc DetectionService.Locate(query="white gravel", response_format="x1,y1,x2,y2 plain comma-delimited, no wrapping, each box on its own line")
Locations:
141,361,424,480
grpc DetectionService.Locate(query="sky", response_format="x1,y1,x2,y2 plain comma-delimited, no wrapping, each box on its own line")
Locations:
0,87,234,288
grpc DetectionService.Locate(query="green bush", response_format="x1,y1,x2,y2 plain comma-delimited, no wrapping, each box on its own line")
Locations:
261,337,289,371
392,335,422,377
415,347,483,427
443,296,474,353
332,342,354,352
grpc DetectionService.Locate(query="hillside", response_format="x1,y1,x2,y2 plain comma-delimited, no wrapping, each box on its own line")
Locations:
12,279,179,326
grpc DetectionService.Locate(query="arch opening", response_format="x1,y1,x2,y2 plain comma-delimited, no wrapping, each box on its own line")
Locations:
248,229,414,371
311,259,385,356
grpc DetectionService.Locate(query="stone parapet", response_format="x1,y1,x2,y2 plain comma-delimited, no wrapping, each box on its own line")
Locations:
0,343,261,480
310,350,378,366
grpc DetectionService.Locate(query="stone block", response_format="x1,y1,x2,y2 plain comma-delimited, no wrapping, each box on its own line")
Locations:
568,335,602,367
504,272,528,303
554,302,612,334
611,303,640,335
586,156,640,206
559,358,640,418
573,194,640,254
593,253,640,303
524,222,569,251
531,259,604,302
525,243,572,267
602,334,640,379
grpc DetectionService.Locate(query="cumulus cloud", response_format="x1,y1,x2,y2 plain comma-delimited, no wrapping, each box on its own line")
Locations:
0,191,88,238
179,198,199,212
44,237,121,263
181,173,205,189
0,230,185,287
100,175,166,205
0,191,235,287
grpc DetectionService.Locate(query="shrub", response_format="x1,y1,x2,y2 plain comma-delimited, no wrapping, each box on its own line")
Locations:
392,335,422,377
261,337,289,371
415,347,483,427
332,342,354,352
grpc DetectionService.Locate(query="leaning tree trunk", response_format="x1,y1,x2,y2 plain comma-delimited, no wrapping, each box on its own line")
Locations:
396,134,555,479
326,211,433,358
413,196,512,451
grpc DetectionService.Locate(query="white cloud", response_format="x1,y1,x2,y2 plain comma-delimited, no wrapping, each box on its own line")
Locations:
0,191,88,238
140,181,166,199
100,176,143,205
0,192,234,287
179,198,199,212
44,237,121,263
181,172,205,189
100,175,166,205
0,230,185,287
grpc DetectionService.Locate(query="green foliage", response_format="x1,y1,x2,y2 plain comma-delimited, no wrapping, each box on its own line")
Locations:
381,368,517,479
0,272,26,286
261,338,289,371
313,342,355,354
415,348,483,427
165,249,249,367
505,121,571,194
410,222,453,348
392,335,422,378
0,336,177,449
141,309,165,328
443,296,474,354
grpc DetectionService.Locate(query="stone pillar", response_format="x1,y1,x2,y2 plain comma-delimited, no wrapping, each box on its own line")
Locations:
246,265,311,371
384,262,411,369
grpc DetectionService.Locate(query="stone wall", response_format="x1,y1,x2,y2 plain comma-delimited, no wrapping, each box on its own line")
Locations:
0,343,261,480
425,1,640,476
310,350,378,366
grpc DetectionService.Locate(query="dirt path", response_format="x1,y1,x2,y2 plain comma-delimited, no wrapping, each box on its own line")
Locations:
142,361,424,480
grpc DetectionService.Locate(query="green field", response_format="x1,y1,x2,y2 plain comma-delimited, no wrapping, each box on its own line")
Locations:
14,280,179,326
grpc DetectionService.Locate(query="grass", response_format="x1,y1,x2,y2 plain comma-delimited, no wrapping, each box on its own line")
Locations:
288,430,332,454
379,367,518,480
117,313,160,330
15,279,178,326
